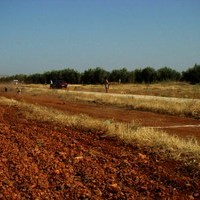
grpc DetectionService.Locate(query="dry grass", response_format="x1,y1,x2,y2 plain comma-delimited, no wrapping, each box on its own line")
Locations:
1,82,200,119
2,82,200,98
57,90,200,119
0,96,200,167
67,82,200,99
2,82,199,118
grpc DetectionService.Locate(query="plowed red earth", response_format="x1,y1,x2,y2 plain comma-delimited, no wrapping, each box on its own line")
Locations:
0,92,200,199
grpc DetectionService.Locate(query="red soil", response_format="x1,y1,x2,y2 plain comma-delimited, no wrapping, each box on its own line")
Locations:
0,92,200,199
2,92,200,140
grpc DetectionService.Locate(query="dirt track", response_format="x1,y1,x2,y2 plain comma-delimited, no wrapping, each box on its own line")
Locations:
1,92,200,141
0,92,200,199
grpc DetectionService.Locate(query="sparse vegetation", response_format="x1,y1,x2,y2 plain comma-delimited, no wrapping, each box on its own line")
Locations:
56,90,200,118
1,82,200,119
0,96,199,167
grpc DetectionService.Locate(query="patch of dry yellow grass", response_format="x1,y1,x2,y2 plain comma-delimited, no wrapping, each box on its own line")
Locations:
57,90,200,119
2,82,200,98
1,83,200,118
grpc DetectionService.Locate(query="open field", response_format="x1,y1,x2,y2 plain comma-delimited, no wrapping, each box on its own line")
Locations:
67,82,200,100
2,81,200,99
2,82,200,118
0,83,200,199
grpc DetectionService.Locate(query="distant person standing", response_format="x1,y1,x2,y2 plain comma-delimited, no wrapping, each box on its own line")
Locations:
50,80,53,88
104,79,110,93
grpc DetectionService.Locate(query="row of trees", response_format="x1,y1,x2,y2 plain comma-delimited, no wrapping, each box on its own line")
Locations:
1,64,200,84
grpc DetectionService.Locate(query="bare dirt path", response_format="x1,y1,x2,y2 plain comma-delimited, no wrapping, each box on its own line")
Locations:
0,104,200,199
1,92,200,141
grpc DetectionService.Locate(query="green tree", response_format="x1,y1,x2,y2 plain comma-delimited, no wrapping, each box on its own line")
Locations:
81,67,109,84
182,64,200,84
110,68,131,83
134,69,143,83
81,68,95,84
142,67,157,83
27,73,45,84
157,67,181,82
61,68,81,83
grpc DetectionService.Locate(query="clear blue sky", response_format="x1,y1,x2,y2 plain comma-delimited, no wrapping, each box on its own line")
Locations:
0,0,200,75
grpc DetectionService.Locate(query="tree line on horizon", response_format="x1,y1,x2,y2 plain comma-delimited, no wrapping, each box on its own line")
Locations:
0,64,200,85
